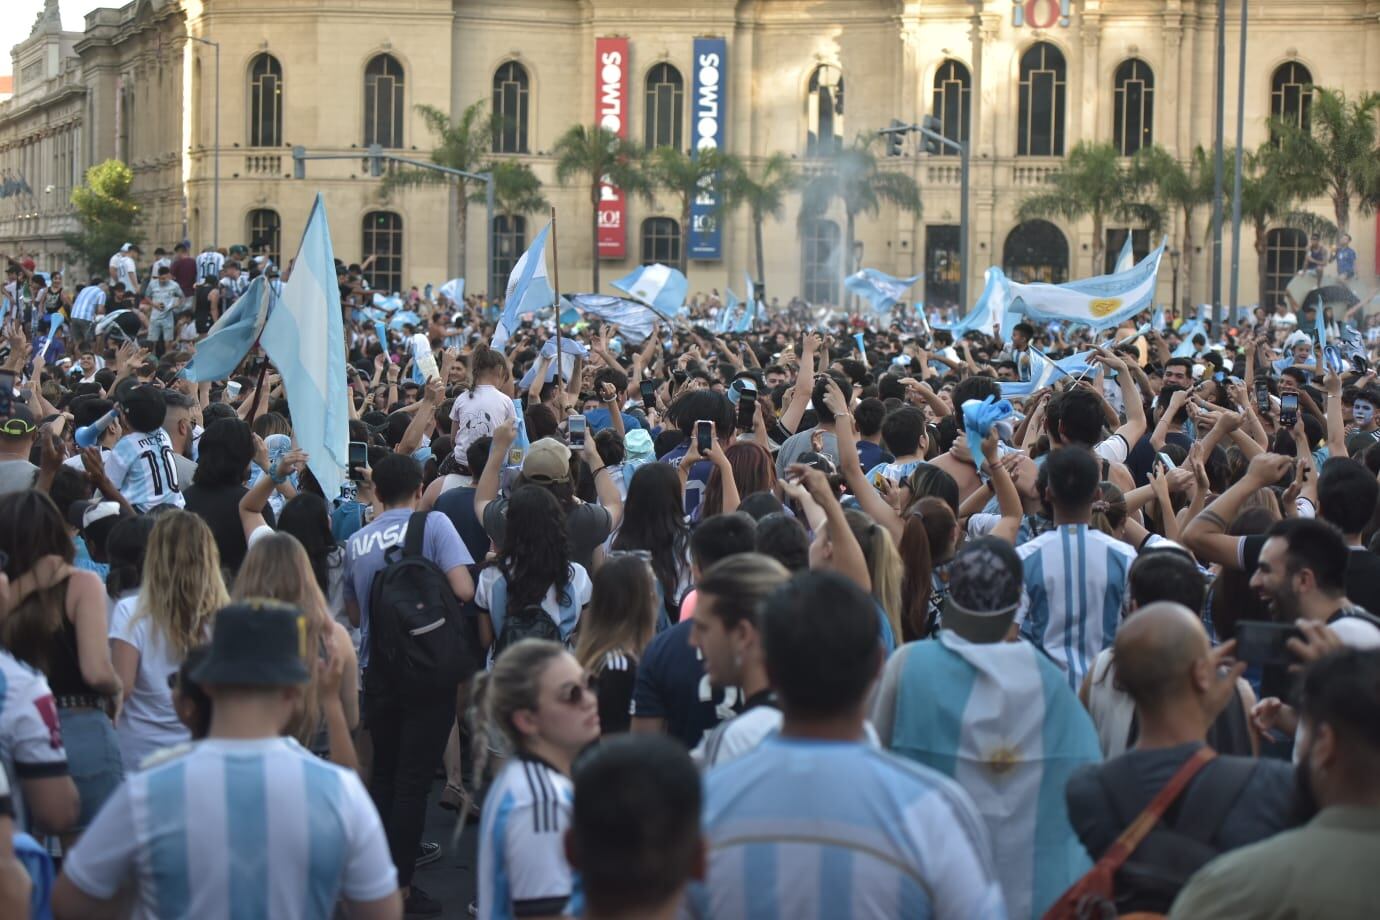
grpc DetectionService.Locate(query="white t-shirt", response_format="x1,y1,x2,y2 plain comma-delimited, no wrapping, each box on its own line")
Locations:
450,385,517,459
109,253,137,291
62,737,396,920
477,756,577,920
0,648,68,829
108,595,194,771
475,565,592,642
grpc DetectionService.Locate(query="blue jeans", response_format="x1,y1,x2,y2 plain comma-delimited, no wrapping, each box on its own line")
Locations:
58,707,123,830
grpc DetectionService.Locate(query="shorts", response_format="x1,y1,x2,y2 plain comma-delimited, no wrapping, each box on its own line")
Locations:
149,310,175,343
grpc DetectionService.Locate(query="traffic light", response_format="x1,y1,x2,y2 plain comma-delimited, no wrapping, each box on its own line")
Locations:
292,146,305,180
368,144,384,177
921,115,944,155
886,118,906,157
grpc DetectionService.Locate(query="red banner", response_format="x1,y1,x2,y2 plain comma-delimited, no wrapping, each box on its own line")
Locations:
596,37,629,260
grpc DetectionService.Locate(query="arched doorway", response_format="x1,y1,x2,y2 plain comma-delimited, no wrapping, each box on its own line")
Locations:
1004,220,1070,284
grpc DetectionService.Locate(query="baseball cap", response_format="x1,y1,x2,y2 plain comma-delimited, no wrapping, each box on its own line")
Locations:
191,600,312,687
943,536,1024,643
522,438,572,484
0,404,37,438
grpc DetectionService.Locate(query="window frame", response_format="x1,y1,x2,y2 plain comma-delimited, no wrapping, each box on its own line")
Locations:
363,54,405,148
643,63,685,150
248,53,284,148
1112,58,1154,157
362,211,404,295
640,217,681,267
1017,43,1066,157
492,61,531,154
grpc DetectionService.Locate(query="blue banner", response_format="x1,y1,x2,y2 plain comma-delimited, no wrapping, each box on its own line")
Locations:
689,37,726,261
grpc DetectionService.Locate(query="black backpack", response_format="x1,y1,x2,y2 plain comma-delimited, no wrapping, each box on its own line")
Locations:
367,511,476,694
494,603,564,657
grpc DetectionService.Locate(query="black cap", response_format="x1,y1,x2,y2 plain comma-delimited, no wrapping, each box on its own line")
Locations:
119,384,167,432
0,403,37,437
191,600,312,687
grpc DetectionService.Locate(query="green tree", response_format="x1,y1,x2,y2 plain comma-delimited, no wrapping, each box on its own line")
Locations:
725,153,798,291
64,159,141,276
647,146,741,275
1227,146,1317,309
1017,140,1162,276
552,124,650,291
1268,86,1380,235
1133,145,1213,311
798,134,922,305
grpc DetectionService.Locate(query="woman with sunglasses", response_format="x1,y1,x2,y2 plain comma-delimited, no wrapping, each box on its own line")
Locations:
474,639,600,920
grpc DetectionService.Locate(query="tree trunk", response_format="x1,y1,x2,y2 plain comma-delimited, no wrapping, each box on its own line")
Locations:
1180,206,1194,315
844,211,856,311
680,196,691,276
754,210,766,295
1255,219,1269,310
590,186,601,293
1335,190,1350,237
1091,212,1105,277
456,184,470,292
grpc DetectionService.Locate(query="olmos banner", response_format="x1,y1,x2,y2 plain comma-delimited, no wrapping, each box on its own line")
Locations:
690,36,726,261
596,37,629,260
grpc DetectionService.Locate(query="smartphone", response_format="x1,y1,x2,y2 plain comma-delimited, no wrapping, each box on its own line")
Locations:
347,441,369,480
0,370,13,418
737,387,757,431
568,414,587,449
640,380,658,407
1235,621,1303,668
1279,392,1299,429
1254,376,1271,414
696,419,713,454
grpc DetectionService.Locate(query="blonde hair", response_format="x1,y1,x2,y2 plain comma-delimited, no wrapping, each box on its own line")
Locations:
466,640,567,810
233,533,331,745
135,510,229,659
845,509,903,644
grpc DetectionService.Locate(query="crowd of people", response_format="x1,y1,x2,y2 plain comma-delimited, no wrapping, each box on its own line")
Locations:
0,237,1378,920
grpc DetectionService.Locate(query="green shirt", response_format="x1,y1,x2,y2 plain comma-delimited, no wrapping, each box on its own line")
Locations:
1170,806,1380,919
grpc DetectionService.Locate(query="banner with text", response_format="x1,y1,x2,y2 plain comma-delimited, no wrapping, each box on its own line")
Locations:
595,37,629,260
689,36,726,261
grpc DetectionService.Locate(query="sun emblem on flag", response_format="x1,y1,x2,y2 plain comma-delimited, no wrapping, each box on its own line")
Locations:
1090,298,1121,318
986,746,1020,774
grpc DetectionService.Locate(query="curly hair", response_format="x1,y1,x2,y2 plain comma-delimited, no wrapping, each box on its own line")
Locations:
135,510,229,659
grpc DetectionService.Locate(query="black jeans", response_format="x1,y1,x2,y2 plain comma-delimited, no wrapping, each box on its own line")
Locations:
365,683,456,888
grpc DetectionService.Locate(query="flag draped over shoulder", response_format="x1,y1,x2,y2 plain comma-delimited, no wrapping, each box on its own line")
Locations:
844,268,922,315
182,275,273,382
259,194,350,500
610,263,687,321
886,634,1102,920
564,293,659,344
493,221,554,349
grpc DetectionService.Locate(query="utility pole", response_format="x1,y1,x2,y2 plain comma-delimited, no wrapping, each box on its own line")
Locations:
880,119,970,311
1229,0,1249,322
1210,0,1227,328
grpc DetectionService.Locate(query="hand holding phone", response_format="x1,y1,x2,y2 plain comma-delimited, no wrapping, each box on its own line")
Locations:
695,419,713,455
568,414,587,450
1279,392,1299,429
347,441,369,481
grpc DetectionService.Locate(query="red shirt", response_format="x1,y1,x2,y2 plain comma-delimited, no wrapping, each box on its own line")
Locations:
170,256,197,296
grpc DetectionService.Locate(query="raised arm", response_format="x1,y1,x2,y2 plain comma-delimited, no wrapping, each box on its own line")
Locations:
1183,452,1293,568
794,465,871,593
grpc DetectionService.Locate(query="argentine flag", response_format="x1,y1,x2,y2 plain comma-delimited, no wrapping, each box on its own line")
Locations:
844,268,922,315
1113,234,1136,274
259,194,350,500
610,263,687,321
182,274,273,382
563,293,658,344
715,288,740,333
518,337,589,389
935,267,1008,338
1173,319,1209,358
1005,237,1168,331
881,633,1102,920
439,277,464,304
493,221,554,349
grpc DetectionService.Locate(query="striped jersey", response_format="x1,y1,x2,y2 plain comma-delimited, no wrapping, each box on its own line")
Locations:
691,736,1007,920
61,737,396,920
106,428,185,512
0,649,68,832
477,755,582,920
1016,523,1136,691
196,250,225,282
70,285,106,322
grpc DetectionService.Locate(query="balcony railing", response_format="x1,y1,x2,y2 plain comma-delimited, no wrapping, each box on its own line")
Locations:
244,154,282,176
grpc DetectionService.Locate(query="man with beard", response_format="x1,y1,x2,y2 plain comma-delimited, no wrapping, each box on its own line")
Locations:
1171,649,1380,918
1064,603,1295,915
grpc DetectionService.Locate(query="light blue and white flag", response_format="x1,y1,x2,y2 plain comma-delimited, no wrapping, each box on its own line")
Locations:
372,292,403,312
610,263,687,321
493,221,554,349
439,277,464,304
388,310,423,330
734,284,757,333
182,275,273,382
999,348,1058,398
1151,304,1166,333
935,268,1005,338
259,194,350,500
715,289,740,333
1315,303,1327,349
1173,320,1208,358
1113,234,1136,274
564,293,658,344
1003,238,1167,331
844,268,922,315
885,633,1102,920
518,337,589,389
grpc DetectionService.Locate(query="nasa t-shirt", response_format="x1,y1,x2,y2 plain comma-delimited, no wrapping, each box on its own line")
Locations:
630,620,739,748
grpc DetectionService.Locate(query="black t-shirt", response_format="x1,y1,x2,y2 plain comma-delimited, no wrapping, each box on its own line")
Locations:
630,620,737,748
594,650,637,735
434,486,490,564
194,283,214,324
183,482,275,574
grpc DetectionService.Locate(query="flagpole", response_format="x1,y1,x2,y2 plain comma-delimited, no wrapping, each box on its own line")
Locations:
549,208,563,387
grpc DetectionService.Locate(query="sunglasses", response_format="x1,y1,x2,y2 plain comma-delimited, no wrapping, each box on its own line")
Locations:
554,673,599,707
0,418,36,436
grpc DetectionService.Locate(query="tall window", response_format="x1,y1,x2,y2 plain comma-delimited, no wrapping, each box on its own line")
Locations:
1003,220,1069,283
491,215,527,300
492,61,530,154
925,225,961,310
1017,43,1066,157
362,211,403,294
806,65,844,157
248,53,283,147
363,54,405,148
644,63,684,150
1264,228,1308,310
247,209,281,267
640,218,681,266
802,218,840,304
1113,59,1154,156
1270,62,1313,143
931,60,971,153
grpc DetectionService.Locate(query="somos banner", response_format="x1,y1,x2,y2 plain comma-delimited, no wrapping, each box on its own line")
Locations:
690,37,726,261
596,37,629,260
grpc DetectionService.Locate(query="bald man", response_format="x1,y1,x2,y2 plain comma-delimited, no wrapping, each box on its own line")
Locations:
1062,603,1296,915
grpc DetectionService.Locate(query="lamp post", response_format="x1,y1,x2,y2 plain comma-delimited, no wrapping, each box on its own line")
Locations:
188,35,220,248
1170,247,1181,318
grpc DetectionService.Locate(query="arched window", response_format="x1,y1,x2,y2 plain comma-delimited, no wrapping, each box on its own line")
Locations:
644,63,684,150
246,209,281,268
1018,43,1066,157
491,215,527,301
1113,59,1154,156
931,60,971,153
248,53,283,147
364,54,405,148
492,61,530,154
802,218,841,304
1270,62,1313,143
362,211,403,294
640,217,681,266
1003,220,1069,284
806,65,844,157
1264,227,1309,310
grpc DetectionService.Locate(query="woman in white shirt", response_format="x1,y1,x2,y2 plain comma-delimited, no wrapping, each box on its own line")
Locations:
451,344,516,464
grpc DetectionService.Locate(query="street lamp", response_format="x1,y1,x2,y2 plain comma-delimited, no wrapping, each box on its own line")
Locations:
1170,247,1181,318
188,35,220,248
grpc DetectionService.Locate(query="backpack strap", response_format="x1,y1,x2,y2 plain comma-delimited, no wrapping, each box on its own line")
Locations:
403,511,429,559
1097,747,1217,873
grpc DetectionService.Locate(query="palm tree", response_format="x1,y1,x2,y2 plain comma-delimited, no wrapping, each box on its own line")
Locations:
552,124,650,291
798,134,922,305
1268,86,1380,235
1133,145,1213,311
647,146,741,275
1017,140,1163,276
725,153,798,292
1228,147,1306,309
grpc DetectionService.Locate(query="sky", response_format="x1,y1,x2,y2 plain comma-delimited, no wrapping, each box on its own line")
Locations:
2,1,111,77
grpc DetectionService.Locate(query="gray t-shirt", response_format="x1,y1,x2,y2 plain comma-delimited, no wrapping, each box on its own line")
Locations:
0,459,38,495
773,427,839,479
